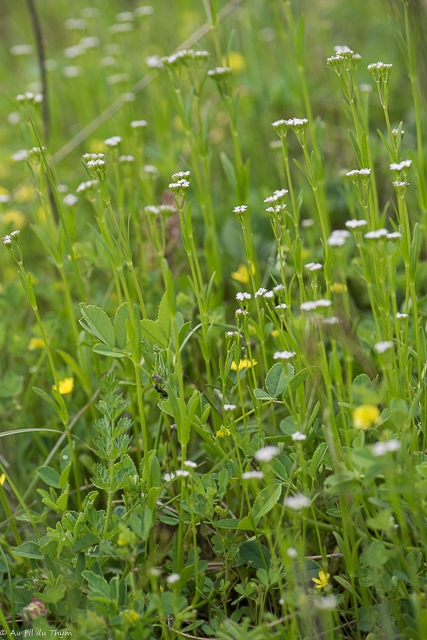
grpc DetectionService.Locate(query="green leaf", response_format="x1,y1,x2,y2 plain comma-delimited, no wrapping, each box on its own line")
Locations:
92,344,126,359
387,15,410,69
254,388,273,400
59,464,71,490
157,293,171,339
72,533,100,554
13,541,43,560
0,371,23,398
282,368,309,401
348,129,362,167
220,151,237,191
309,443,328,478
79,304,115,348
252,484,282,521
265,363,294,398
114,303,129,350
239,541,271,570
36,466,61,489
82,570,111,602
140,319,168,349
359,540,389,567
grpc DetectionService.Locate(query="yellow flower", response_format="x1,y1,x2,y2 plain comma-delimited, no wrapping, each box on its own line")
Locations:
0,474,6,486
353,404,380,430
29,337,45,351
124,609,139,624
2,210,25,227
330,282,347,294
15,184,36,202
53,378,74,395
271,330,280,338
221,51,246,72
231,264,250,284
313,570,330,589
230,359,257,371
216,426,231,438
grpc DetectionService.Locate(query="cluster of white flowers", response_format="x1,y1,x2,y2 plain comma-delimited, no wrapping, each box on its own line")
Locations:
291,432,306,441
302,218,314,227
300,299,331,311
276,303,287,309
242,471,264,480
372,440,400,457
63,194,78,207
273,284,285,292
10,44,33,56
285,493,310,510
314,595,338,611
367,61,392,71
83,153,105,161
104,136,122,147
305,262,322,271
273,351,296,360
16,92,43,104
236,308,249,316
327,229,350,247
62,66,83,78
224,404,236,411
107,73,129,85
0,194,10,204
266,203,287,215
169,179,190,191
64,45,85,59
162,49,209,67
146,55,163,69
226,331,239,337
392,180,410,188
364,228,401,240
131,119,148,128
135,6,155,17
80,37,100,49
87,159,105,169
76,180,97,193
390,160,412,171
116,11,134,22
396,312,409,319
236,292,251,301
109,23,133,34
118,155,134,163
3,230,20,245
323,316,340,325
64,18,87,30
184,460,197,468
166,573,180,584
233,205,247,214
12,150,28,162
374,340,394,354
255,287,267,297
175,469,190,478
172,171,190,179
207,66,231,78
345,219,368,229
254,446,279,462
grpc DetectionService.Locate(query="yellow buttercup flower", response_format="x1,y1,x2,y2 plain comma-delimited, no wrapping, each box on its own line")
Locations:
330,282,347,294
313,570,329,589
231,264,250,284
53,378,74,395
216,426,231,438
2,210,25,227
124,610,139,624
353,404,380,430
0,474,6,486
222,51,246,73
29,337,45,350
230,359,257,371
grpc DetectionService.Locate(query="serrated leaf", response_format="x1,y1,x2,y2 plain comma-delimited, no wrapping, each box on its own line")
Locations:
266,363,294,398
80,304,115,348
140,319,168,349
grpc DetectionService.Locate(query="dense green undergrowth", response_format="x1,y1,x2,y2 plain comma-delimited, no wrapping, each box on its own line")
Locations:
1,0,427,638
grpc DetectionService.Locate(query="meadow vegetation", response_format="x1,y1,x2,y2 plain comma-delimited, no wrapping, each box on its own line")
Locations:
1,0,427,638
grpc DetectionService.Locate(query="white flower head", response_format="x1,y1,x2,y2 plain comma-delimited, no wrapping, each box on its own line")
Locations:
390,160,412,171
11,44,33,56
302,218,314,227
328,229,350,246
300,299,331,311
305,262,323,271
323,316,340,325
372,440,400,457
131,119,148,128
364,228,388,239
224,404,236,411
236,292,251,301
0,195,11,204
184,460,197,468
345,219,368,229
242,471,264,480
164,473,175,482
119,155,134,163
291,432,306,441
287,547,298,559
273,351,296,360
104,135,122,147
285,493,310,510
396,312,409,319
254,446,279,462
172,171,190,179
276,303,287,309
314,595,338,611
233,205,247,214
166,573,180,584
236,309,249,316
175,470,190,477
63,194,78,207
255,288,267,298
374,340,394,354
273,284,285,291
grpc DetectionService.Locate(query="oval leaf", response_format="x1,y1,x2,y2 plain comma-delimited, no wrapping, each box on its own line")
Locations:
266,363,294,398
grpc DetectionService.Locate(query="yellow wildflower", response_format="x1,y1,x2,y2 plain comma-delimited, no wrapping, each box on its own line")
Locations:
353,404,380,430
221,51,246,73
313,570,329,589
124,609,139,624
230,359,257,371
231,264,250,284
271,330,280,338
53,378,74,395
216,426,231,438
2,210,25,227
330,282,348,294
15,184,36,202
0,474,6,486
29,337,45,351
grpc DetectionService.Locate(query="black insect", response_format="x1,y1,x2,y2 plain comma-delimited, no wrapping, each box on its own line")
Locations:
153,374,168,399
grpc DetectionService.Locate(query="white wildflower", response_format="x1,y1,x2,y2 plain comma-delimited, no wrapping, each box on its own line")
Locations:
63,194,78,207
255,288,267,298
242,471,264,480
287,547,298,558
396,312,408,319
314,595,338,611
345,219,368,229
254,446,279,462
184,460,197,468
374,341,394,354
276,303,287,309
175,470,190,478
305,262,322,271
233,205,247,214
390,160,412,171
236,292,251,301
273,351,296,360
10,44,33,56
291,432,306,441
104,135,122,147
224,404,237,411
285,494,310,510
364,229,388,239
166,573,180,584
302,218,314,227
372,440,400,457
